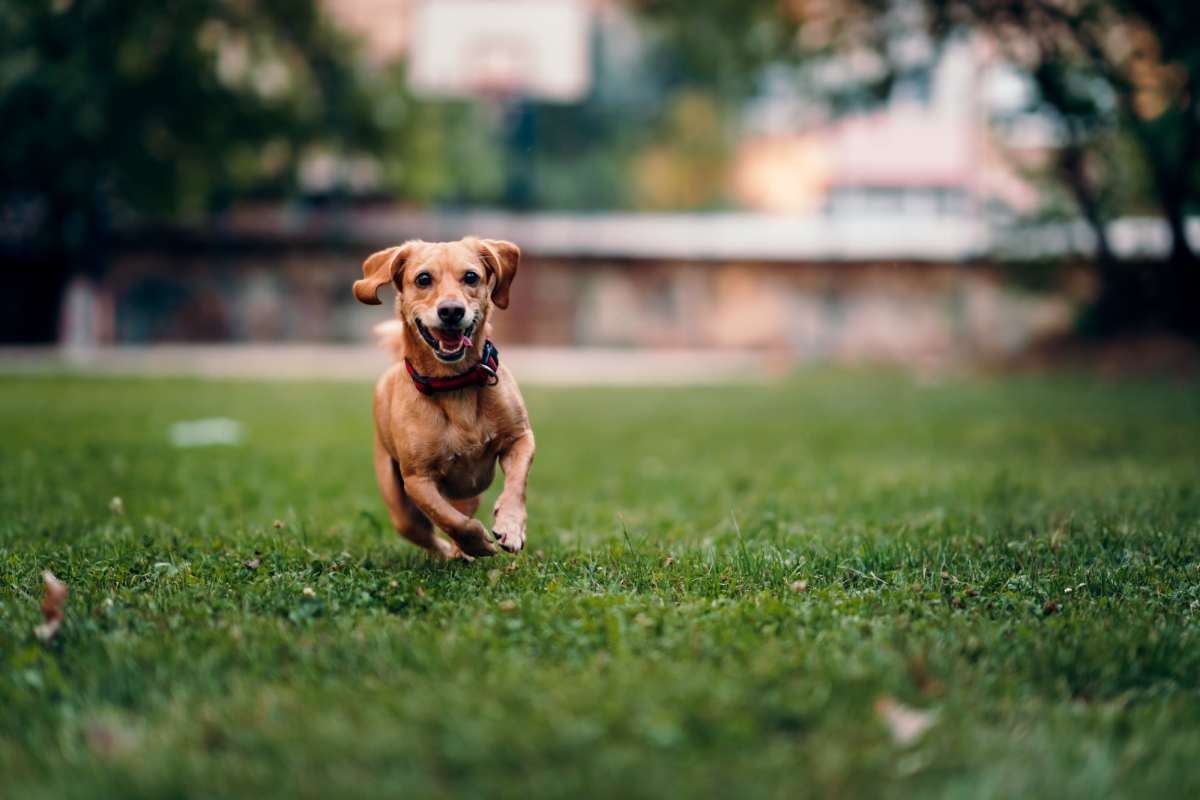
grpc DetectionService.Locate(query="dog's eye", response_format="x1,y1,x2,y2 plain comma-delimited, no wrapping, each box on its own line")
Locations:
463,271,480,286
414,272,433,288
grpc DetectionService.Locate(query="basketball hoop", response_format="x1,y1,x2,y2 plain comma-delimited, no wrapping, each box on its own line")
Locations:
408,0,592,104
469,44,528,103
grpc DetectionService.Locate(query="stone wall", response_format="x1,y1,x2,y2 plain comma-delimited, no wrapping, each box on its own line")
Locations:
94,247,1077,367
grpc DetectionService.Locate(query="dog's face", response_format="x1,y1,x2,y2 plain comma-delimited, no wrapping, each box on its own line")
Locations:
400,241,490,363
353,237,520,363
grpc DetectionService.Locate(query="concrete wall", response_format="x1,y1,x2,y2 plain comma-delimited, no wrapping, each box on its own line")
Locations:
79,247,1076,368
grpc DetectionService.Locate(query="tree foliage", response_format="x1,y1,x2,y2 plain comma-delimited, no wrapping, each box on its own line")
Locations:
0,0,376,257
924,0,1200,332
639,0,1200,334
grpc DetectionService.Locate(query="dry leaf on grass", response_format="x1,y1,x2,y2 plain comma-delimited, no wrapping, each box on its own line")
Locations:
875,696,935,745
86,720,138,757
34,571,69,643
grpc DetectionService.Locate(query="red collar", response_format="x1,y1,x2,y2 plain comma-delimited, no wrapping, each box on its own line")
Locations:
405,340,500,395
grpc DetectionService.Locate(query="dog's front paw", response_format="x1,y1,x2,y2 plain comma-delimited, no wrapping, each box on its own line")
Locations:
492,505,527,553
452,519,498,558
428,537,475,562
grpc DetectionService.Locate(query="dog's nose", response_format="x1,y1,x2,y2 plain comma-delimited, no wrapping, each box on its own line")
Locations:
437,302,466,325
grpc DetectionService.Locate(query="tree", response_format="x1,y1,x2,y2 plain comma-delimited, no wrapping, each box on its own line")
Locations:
0,0,378,341
924,0,1200,334
635,0,1200,336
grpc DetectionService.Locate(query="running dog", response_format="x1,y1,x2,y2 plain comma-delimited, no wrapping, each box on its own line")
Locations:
353,237,534,560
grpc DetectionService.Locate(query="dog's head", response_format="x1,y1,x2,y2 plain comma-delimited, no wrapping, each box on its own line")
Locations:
353,237,520,363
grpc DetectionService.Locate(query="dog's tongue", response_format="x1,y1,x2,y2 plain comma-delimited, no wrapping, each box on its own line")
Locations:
433,328,471,352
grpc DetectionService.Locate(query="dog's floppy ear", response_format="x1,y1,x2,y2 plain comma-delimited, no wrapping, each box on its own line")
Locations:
478,239,520,310
353,243,413,305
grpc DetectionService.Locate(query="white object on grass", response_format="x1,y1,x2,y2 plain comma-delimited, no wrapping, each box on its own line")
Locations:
169,418,244,448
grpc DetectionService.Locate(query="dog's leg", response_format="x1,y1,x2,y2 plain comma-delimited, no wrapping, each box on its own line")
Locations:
401,475,497,558
492,431,535,553
449,495,481,519
435,496,483,560
374,438,459,560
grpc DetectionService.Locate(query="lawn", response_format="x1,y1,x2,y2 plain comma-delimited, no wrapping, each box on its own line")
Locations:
2,371,1199,799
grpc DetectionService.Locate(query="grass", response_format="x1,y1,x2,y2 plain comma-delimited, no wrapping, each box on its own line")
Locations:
1,370,1199,799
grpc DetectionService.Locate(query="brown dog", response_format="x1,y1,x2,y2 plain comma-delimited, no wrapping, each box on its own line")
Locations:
353,237,535,560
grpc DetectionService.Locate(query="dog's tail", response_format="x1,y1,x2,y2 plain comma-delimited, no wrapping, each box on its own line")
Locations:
374,320,406,362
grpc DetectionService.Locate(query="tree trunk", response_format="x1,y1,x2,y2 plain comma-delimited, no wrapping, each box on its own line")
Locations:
1160,182,1196,266
0,249,70,343
1051,139,1146,335
1158,180,1200,335
1053,139,1114,260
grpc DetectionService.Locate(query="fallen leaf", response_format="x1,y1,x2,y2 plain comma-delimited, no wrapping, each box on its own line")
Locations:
86,719,138,757
86,723,119,756
908,655,946,697
34,571,69,642
791,579,808,593
875,696,935,745
498,599,517,612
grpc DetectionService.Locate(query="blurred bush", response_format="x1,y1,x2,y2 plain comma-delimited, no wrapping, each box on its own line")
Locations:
0,0,380,339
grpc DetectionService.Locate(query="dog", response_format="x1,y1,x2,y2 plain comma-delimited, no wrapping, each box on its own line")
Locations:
353,237,535,560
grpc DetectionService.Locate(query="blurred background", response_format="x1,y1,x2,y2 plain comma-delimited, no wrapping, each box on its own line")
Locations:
2,0,1197,379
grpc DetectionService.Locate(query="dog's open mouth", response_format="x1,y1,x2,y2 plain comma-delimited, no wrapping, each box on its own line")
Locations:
415,318,475,362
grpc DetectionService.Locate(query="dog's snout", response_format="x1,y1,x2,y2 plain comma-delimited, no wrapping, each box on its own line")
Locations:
436,302,466,326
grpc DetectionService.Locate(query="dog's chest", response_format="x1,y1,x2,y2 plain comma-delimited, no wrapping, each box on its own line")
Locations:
432,422,501,497
441,424,499,464
426,399,499,462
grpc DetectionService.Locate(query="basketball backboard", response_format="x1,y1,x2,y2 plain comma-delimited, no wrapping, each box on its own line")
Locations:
407,0,592,102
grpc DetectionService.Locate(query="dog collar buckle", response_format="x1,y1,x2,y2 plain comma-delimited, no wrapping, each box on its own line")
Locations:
477,361,498,386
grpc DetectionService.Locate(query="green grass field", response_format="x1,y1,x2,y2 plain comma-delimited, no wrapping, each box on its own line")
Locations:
2,371,1199,799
